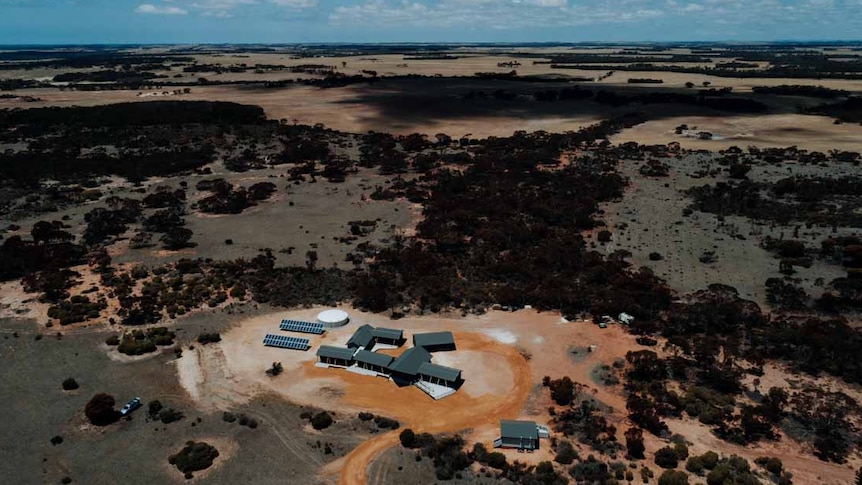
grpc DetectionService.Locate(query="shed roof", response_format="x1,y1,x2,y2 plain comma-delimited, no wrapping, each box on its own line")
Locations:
387,346,432,376
418,362,461,382
413,331,455,348
372,327,403,341
500,420,539,440
316,345,356,361
347,324,375,348
354,349,394,367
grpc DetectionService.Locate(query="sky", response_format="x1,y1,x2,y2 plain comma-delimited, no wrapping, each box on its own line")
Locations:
0,0,861,44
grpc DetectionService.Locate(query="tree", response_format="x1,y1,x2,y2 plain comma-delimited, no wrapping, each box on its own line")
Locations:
655,446,680,468
84,393,118,425
549,376,576,405
625,427,645,459
400,429,416,447
160,227,193,250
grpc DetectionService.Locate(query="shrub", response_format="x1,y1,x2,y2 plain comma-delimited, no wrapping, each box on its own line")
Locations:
62,378,79,391
373,416,400,429
598,230,612,243
265,362,283,376
673,442,689,461
487,452,508,470
196,333,221,345
472,442,488,463
655,446,679,469
169,441,219,476
755,456,783,475
105,335,120,346
700,451,719,470
222,412,236,423
649,252,663,261
555,440,577,464
310,411,333,430
625,427,645,459
685,456,704,474
60,477,72,484
50,435,64,446
159,408,184,424
658,469,689,485
84,393,117,426
358,412,374,421
148,400,163,419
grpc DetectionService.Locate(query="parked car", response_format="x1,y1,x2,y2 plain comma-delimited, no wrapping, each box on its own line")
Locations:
120,397,142,416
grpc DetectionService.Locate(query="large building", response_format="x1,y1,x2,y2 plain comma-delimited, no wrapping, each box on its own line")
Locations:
316,327,463,399
413,331,456,352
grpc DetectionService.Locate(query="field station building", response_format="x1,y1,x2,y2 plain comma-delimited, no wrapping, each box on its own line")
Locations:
316,326,463,399
413,331,456,352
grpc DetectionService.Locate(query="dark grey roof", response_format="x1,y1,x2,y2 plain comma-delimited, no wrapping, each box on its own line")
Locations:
387,346,432,376
500,420,538,440
354,349,394,367
413,331,455,348
372,327,403,341
316,345,356,361
418,362,461,382
347,324,375,348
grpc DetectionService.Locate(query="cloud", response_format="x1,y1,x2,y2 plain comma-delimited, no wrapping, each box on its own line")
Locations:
134,3,188,14
269,0,318,8
329,0,665,29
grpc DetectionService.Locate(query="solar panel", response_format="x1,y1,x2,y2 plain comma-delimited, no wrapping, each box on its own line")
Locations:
279,319,325,335
262,333,310,350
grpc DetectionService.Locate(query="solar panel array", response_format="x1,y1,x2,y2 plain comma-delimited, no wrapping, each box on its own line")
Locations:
280,319,325,335
263,334,310,350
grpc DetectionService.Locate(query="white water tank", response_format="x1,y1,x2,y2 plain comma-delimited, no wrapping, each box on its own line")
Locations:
317,309,349,328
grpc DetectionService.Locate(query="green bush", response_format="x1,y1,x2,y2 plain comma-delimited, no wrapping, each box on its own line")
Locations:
487,452,507,470
159,408,184,424
62,378,79,391
310,411,333,430
658,469,689,485
654,447,679,469
554,440,577,465
196,333,221,345
399,429,416,447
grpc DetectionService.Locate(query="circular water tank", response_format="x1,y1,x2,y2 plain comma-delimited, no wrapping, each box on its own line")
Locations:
317,309,349,328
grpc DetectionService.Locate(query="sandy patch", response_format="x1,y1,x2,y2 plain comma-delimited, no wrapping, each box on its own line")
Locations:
483,328,518,344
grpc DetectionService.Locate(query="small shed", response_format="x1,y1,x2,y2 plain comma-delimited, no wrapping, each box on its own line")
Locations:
413,331,456,352
494,420,540,450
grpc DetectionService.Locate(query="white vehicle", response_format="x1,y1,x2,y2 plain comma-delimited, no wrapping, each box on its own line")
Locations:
120,397,142,416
